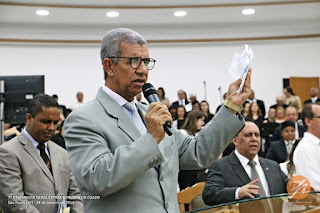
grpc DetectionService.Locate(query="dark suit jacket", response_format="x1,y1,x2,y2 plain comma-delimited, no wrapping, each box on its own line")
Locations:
265,139,288,163
271,123,305,141
304,97,320,105
202,152,288,206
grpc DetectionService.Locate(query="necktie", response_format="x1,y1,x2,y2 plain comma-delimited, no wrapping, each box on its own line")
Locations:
286,141,293,155
125,102,147,135
37,143,52,174
248,160,266,197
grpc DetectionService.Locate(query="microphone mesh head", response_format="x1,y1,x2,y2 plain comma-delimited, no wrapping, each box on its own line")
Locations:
142,83,157,99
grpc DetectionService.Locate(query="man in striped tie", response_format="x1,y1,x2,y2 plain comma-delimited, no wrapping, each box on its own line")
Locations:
0,94,83,213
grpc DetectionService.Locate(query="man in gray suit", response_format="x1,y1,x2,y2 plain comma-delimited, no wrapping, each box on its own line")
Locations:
0,94,83,213
64,28,252,213
203,120,288,206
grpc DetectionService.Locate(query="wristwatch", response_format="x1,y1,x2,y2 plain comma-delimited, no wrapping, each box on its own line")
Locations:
224,100,243,114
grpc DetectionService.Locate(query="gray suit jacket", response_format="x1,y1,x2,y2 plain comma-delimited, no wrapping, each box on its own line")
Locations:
64,88,245,213
0,133,83,213
202,152,288,206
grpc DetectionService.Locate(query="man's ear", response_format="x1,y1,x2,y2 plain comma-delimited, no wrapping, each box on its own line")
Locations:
232,137,238,146
25,113,32,125
305,117,312,128
103,58,114,77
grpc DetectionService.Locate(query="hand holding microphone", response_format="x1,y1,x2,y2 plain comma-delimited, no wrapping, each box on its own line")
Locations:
142,83,172,143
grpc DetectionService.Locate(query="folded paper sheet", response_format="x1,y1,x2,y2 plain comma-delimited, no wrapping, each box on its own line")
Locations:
228,44,254,93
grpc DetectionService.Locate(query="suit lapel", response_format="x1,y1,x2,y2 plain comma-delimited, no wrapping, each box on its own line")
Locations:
259,158,272,193
230,152,251,184
279,139,288,158
48,142,60,192
19,133,54,183
96,89,142,141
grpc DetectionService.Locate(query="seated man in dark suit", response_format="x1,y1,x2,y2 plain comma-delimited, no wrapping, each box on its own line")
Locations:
272,106,305,141
304,87,320,104
266,121,297,163
270,95,288,110
203,120,288,206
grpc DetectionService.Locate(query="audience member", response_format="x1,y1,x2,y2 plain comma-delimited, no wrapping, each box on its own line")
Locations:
171,89,191,111
274,106,286,124
266,121,297,163
247,102,264,128
270,95,289,110
69,91,85,110
245,90,266,117
272,106,305,141
283,86,302,113
304,87,320,104
172,105,186,129
51,120,66,149
3,123,22,142
191,100,200,111
178,111,206,190
157,87,170,107
189,93,198,104
200,100,214,124
64,28,252,213
241,102,250,117
202,120,288,206
263,108,276,123
0,94,83,213
52,94,67,117
293,103,320,191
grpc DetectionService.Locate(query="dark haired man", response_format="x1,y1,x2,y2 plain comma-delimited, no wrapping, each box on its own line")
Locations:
0,93,83,213
294,103,320,191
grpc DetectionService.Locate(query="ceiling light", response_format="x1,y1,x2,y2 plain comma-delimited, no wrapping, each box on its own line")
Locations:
106,11,119,18
242,9,255,15
36,10,49,16
174,11,187,17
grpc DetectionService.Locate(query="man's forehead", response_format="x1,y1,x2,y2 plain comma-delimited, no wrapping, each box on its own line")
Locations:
241,121,259,133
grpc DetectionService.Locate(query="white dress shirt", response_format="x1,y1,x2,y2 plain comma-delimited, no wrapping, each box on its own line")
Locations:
293,132,320,191
234,150,270,199
23,128,51,159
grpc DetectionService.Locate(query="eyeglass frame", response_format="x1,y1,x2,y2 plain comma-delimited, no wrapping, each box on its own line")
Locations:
106,56,156,70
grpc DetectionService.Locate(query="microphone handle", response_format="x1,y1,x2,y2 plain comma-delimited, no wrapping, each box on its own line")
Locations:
147,94,172,136
164,121,172,136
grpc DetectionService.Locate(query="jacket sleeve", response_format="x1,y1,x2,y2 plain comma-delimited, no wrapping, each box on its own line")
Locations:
202,162,238,206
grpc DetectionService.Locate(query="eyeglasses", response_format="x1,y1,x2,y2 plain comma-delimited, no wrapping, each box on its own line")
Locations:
107,57,156,70
313,115,320,119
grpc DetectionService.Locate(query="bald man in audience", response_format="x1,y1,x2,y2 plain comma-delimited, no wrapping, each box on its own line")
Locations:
203,120,288,206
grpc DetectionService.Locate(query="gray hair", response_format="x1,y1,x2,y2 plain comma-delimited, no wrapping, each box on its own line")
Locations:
100,28,147,79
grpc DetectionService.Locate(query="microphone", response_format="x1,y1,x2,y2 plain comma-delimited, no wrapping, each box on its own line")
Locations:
142,83,172,136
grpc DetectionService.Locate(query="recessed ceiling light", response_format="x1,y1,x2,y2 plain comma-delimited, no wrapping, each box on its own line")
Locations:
174,11,187,17
242,9,255,15
106,11,119,18
36,10,49,16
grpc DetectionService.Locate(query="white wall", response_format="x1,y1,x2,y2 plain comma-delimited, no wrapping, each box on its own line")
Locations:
0,38,320,112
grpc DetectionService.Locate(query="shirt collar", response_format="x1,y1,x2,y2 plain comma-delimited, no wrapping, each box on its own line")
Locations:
304,132,320,145
102,85,137,107
235,149,260,167
23,128,48,149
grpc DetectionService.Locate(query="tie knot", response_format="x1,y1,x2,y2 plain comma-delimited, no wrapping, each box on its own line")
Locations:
248,160,256,167
125,102,137,113
37,143,46,150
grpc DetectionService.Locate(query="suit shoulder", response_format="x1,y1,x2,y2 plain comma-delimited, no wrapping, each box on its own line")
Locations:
209,155,232,168
0,136,22,150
